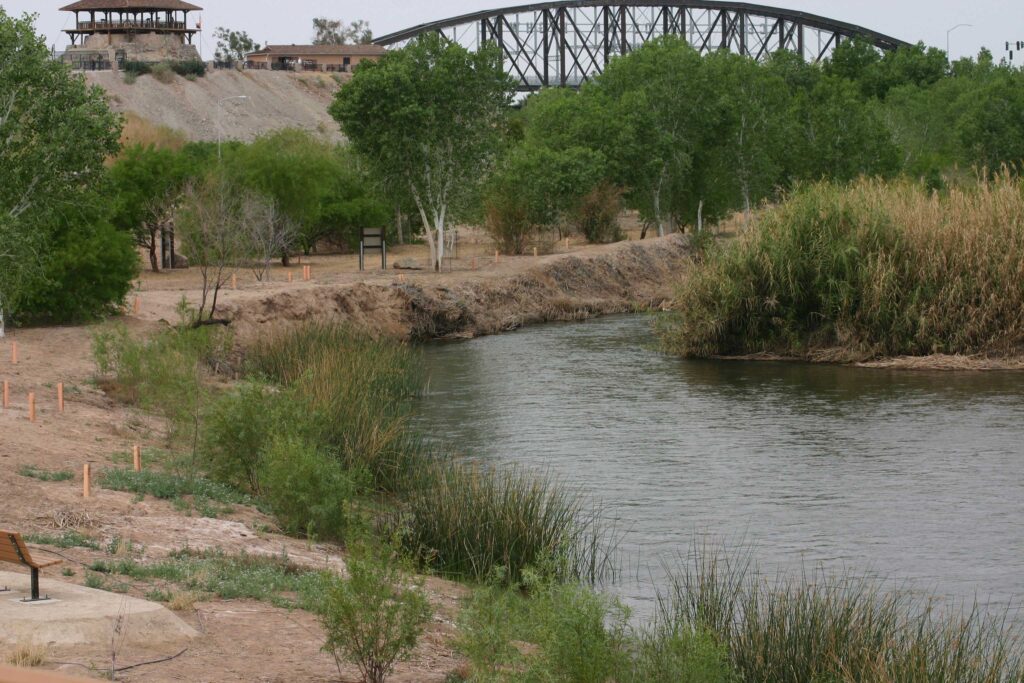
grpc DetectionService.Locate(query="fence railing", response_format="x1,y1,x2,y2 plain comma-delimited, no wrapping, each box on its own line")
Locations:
73,20,189,31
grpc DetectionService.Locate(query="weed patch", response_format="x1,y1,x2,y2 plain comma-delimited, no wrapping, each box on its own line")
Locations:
17,465,74,482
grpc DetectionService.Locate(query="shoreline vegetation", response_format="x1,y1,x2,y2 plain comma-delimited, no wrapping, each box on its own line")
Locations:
82,316,1024,682
658,175,1024,368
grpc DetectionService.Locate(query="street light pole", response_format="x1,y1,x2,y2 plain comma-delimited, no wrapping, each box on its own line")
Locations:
946,24,973,59
217,95,249,161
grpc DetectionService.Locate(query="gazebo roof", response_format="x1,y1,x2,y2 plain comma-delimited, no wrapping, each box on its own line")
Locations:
60,0,202,11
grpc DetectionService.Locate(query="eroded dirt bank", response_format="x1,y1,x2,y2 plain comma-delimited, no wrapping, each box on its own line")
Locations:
223,234,693,346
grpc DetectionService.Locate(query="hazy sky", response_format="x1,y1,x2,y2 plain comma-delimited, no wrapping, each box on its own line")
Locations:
4,0,1021,62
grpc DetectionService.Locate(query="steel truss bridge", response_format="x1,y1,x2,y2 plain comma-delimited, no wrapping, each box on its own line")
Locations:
374,1,908,91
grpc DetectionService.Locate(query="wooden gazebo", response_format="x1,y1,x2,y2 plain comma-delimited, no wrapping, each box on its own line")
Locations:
61,0,202,47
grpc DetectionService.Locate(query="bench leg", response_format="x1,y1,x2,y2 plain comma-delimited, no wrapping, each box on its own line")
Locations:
31,567,39,601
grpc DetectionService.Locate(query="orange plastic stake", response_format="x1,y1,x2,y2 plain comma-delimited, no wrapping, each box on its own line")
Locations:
57,383,64,413
533,247,538,257
133,445,142,472
495,250,500,264
2,380,8,409
231,273,237,289
11,341,17,364
133,296,141,314
28,392,35,422
287,271,293,283
83,464,91,498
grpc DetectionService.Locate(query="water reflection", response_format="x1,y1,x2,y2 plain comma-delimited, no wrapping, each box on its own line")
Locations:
415,314,1024,616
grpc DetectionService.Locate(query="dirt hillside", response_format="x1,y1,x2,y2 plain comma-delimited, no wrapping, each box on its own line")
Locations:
86,69,346,143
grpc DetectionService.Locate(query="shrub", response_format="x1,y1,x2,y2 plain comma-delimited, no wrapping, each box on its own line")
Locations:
150,62,176,84
483,192,534,255
316,551,431,683
398,461,612,585
659,175,1024,360
18,465,74,482
573,182,623,243
19,213,138,323
202,381,283,493
122,60,151,76
170,60,206,78
259,435,367,541
99,468,253,508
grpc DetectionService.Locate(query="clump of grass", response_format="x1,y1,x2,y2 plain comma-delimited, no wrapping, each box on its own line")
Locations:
244,322,424,492
658,546,1024,683
17,465,74,482
5,643,48,667
398,461,614,585
24,530,101,550
659,173,1024,360
150,62,176,84
94,548,323,608
99,468,252,507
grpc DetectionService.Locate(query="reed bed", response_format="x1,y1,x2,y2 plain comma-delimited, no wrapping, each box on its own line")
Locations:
660,174,1024,360
659,546,1024,683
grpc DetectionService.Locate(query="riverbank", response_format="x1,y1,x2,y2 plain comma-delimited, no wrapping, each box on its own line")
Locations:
0,233,687,680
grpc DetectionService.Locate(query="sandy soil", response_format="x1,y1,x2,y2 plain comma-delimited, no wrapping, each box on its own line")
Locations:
86,69,346,144
0,231,686,681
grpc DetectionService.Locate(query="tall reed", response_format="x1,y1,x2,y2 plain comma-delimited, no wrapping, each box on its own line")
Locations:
397,460,615,585
659,546,1024,683
660,174,1024,360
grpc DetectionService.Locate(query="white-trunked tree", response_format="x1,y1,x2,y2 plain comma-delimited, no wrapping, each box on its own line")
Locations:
330,34,514,272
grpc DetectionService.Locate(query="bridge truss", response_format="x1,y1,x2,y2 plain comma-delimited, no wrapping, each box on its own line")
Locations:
374,1,907,91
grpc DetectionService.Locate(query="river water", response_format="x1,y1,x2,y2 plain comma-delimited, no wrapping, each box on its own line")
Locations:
415,314,1024,617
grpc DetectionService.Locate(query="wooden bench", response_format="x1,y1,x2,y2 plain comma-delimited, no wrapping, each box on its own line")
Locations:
0,530,61,602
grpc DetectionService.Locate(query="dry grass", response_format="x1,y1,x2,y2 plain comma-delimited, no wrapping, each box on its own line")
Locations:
660,173,1024,360
168,591,200,611
118,112,187,152
5,643,48,668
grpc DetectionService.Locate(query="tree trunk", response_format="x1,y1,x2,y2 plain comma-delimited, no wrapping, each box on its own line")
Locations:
0,300,5,339
148,228,160,272
697,200,704,233
281,250,290,267
395,206,405,245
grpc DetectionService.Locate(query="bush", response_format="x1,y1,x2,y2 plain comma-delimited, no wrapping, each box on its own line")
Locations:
19,213,138,323
658,175,1024,360
150,62,176,84
459,580,737,682
99,468,252,506
484,192,534,255
122,60,151,76
316,551,431,683
259,435,367,540
574,182,623,244
398,461,612,585
202,381,283,493
170,60,206,78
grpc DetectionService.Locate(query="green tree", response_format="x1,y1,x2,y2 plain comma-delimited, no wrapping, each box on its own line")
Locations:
213,27,261,65
108,144,193,272
958,71,1024,171
0,9,121,335
595,37,714,237
312,18,373,45
331,35,515,270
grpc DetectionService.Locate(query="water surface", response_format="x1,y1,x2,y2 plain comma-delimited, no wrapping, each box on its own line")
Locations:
416,314,1024,616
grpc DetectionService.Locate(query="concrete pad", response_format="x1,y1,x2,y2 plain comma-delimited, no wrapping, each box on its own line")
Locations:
0,570,199,650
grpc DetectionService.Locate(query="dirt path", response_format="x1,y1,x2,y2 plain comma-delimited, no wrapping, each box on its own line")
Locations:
0,232,689,680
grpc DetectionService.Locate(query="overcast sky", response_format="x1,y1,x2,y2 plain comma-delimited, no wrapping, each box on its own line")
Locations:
4,0,1021,62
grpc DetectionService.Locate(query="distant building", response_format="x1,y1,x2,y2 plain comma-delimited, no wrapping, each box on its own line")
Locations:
245,44,386,73
61,0,202,70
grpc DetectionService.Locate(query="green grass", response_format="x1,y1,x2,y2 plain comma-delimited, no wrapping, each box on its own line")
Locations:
23,530,101,550
89,548,325,608
398,460,614,586
17,465,74,482
659,175,1024,360
99,468,254,508
657,546,1024,683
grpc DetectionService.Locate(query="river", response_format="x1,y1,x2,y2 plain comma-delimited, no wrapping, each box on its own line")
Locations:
415,314,1024,617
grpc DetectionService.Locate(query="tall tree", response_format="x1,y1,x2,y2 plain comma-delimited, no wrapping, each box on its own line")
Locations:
312,18,373,45
331,35,515,270
213,27,261,65
0,9,120,336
